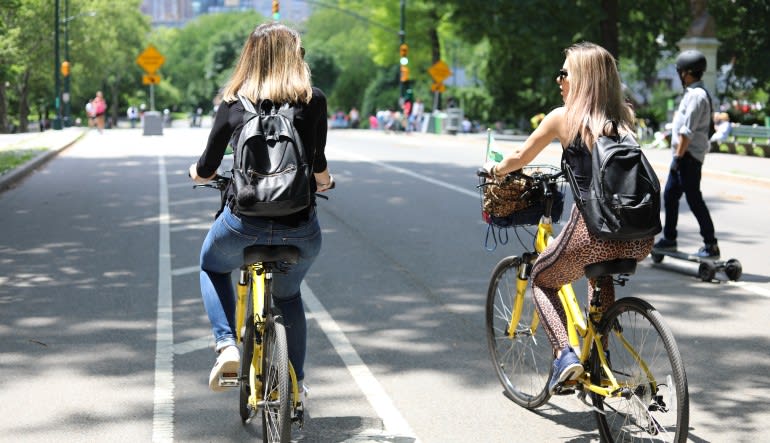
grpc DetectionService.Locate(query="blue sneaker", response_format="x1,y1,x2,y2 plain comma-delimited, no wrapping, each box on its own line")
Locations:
548,347,583,395
695,243,720,259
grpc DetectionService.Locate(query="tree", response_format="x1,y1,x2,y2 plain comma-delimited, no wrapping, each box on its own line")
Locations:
155,11,261,112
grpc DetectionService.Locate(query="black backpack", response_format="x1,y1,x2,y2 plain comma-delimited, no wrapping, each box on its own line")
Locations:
563,123,662,241
230,95,312,217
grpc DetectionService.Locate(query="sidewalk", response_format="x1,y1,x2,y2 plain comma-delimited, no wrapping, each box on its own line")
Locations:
0,127,86,191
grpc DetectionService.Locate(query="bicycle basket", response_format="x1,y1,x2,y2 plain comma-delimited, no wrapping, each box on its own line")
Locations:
479,165,565,227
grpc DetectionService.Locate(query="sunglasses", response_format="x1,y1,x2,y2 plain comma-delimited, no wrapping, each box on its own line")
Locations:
557,69,568,80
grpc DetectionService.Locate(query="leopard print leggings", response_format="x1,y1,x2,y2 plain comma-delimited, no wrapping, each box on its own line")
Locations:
531,206,654,351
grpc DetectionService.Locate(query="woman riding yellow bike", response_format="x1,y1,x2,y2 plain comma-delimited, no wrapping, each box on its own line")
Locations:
188,22,334,399
483,42,654,394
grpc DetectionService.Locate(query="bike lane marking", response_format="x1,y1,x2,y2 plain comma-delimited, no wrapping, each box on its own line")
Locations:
166,274,421,441
154,155,175,442
301,281,422,442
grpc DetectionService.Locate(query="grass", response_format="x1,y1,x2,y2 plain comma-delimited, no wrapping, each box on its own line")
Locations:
0,148,47,175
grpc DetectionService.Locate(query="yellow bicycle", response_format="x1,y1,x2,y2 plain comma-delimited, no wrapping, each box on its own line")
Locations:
196,175,303,443
479,165,689,442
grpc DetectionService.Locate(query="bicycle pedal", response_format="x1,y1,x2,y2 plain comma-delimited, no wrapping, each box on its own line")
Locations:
218,373,239,388
554,387,575,396
554,380,577,395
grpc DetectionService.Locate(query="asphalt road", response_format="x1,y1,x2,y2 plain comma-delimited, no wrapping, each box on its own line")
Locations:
1,127,769,442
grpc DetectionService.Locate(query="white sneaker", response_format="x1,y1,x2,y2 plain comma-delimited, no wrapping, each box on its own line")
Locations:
208,346,240,392
293,383,308,424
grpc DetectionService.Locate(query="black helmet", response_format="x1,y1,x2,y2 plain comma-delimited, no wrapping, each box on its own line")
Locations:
676,50,707,74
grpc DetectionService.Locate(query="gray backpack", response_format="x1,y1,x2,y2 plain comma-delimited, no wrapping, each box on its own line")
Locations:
230,95,312,216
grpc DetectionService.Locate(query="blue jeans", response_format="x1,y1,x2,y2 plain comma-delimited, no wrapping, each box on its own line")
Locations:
662,152,717,245
199,205,322,381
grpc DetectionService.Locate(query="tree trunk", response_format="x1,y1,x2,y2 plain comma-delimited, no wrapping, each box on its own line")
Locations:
17,69,30,133
600,0,620,59
0,80,8,133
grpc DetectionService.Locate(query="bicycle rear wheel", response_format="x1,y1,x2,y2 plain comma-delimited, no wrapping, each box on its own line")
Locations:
261,319,291,442
591,297,689,442
485,256,552,409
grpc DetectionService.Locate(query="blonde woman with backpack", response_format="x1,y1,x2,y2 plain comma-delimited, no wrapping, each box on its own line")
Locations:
483,42,654,394
188,22,333,400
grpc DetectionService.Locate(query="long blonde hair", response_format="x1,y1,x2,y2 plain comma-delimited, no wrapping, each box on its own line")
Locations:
221,22,313,104
562,42,635,147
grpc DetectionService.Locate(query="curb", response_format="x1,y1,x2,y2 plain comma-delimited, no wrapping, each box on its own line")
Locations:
0,130,86,192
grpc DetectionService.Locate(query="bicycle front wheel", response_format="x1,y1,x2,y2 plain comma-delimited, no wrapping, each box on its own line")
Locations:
485,256,552,409
261,320,291,442
591,297,689,443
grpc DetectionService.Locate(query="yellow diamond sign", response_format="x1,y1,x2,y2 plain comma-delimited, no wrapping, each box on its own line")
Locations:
428,60,452,83
136,45,165,74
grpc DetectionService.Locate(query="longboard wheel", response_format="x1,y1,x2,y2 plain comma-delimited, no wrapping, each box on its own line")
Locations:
698,262,716,282
650,252,664,263
725,259,742,281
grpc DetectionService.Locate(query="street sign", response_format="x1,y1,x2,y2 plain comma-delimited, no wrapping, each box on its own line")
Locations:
143,74,161,85
136,45,165,74
428,60,451,83
430,82,446,93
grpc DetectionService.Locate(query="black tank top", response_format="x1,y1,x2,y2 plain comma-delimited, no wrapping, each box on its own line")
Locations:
561,134,592,199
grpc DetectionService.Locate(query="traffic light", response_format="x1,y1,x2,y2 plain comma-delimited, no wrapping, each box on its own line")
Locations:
60,61,70,77
272,0,280,20
399,43,408,66
400,65,410,83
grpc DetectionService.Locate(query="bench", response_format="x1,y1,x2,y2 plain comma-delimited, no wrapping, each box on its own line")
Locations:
714,124,770,157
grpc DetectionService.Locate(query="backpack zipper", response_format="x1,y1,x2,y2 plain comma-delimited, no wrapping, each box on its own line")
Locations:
247,164,297,178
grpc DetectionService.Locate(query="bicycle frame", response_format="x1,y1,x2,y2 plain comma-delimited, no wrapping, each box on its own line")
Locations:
514,216,657,399
235,264,301,413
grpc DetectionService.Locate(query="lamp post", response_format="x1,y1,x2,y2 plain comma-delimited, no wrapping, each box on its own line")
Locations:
53,0,62,130
399,0,406,100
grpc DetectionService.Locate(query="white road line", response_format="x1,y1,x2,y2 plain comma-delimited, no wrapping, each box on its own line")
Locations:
301,281,421,442
153,156,175,442
171,265,199,277
337,149,478,199
729,281,770,298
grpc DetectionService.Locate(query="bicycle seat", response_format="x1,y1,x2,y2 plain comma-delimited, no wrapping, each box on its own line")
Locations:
584,258,636,278
243,245,301,265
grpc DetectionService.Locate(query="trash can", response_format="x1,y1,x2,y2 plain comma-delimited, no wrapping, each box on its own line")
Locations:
429,112,446,134
445,107,463,135
143,111,164,136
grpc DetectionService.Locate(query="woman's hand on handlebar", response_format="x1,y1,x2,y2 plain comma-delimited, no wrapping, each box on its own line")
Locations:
189,163,215,185
316,174,335,192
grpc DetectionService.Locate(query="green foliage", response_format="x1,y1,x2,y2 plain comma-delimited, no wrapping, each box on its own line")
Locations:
3,0,769,133
155,11,262,112
361,67,401,117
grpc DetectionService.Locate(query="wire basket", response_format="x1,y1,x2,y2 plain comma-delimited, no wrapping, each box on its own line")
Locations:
478,165,566,228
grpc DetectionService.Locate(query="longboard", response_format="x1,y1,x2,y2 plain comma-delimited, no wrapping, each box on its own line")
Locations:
650,248,742,282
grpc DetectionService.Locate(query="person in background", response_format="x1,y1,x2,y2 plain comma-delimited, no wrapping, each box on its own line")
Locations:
710,112,731,144
91,91,107,133
654,49,720,258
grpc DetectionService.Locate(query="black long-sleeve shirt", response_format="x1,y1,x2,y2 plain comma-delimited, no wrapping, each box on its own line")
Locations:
195,87,328,225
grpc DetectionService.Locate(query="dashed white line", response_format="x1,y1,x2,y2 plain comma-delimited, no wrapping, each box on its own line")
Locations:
153,156,175,442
